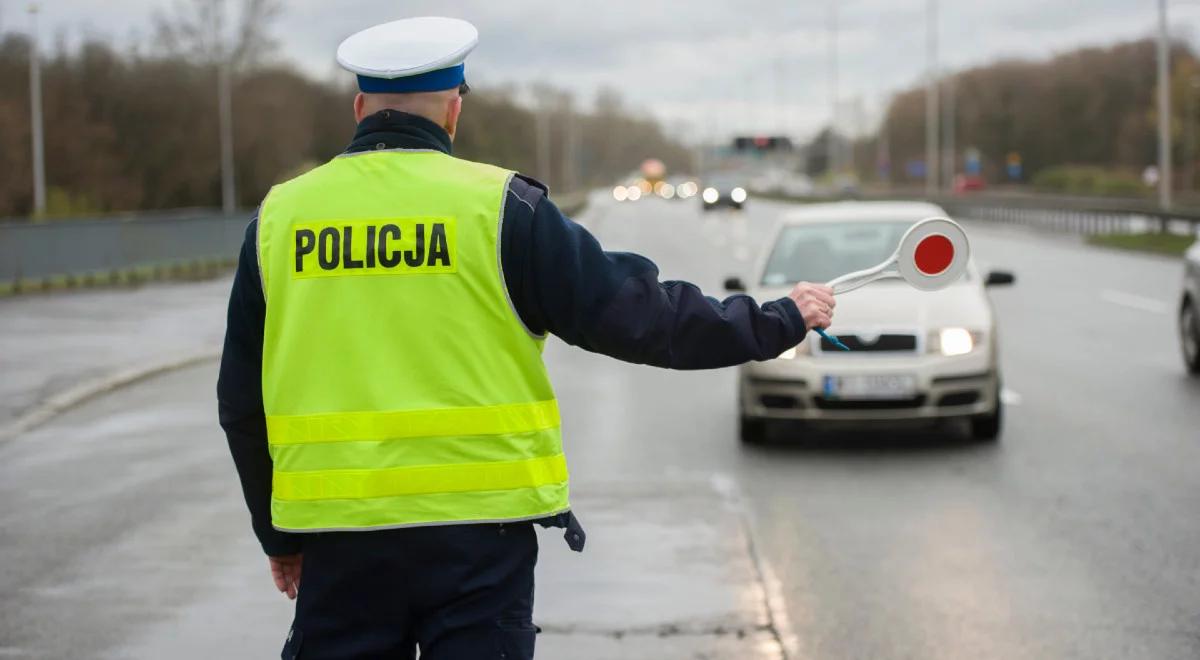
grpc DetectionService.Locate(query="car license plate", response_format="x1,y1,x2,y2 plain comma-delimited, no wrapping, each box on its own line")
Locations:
823,374,917,400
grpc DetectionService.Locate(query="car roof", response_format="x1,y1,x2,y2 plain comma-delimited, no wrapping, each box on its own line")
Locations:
778,200,948,225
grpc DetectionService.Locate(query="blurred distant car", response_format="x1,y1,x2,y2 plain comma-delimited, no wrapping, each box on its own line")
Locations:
675,179,700,200
612,178,653,202
701,176,748,211
1180,238,1200,375
953,174,986,193
726,201,1015,442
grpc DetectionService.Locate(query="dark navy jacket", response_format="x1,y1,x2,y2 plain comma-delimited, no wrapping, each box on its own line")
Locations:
217,111,807,556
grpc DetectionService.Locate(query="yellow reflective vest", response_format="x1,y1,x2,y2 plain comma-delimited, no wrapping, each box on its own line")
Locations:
257,149,569,532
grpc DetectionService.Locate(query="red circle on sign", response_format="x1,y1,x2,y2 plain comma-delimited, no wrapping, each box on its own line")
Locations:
914,234,954,275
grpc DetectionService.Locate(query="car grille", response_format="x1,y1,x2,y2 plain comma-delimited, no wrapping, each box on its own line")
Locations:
813,395,927,410
819,333,918,353
937,391,980,407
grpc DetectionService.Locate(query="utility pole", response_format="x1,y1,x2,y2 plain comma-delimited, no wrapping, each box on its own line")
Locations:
925,0,939,196
28,3,46,217
218,58,236,214
1157,0,1172,209
536,105,551,190
942,74,955,190
561,96,579,193
828,2,839,176
1187,76,1199,194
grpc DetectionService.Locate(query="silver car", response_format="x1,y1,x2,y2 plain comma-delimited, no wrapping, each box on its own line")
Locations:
728,201,1015,442
1181,239,1200,375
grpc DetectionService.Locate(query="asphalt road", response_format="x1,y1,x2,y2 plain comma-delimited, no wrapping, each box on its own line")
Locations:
2,192,1198,659
564,194,1200,659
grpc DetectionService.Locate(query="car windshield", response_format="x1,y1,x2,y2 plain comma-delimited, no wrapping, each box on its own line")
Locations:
760,221,911,286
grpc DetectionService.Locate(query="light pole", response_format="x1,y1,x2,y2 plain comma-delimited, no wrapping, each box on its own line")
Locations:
218,57,236,214
942,74,955,190
28,3,46,217
536,105,551,190
1186,75,1199,194
828,1,839,176
1157,0,1172,209
925,0,939,196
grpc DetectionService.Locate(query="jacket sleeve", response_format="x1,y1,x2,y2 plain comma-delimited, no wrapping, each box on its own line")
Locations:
500,177,807,370
216,217,302,557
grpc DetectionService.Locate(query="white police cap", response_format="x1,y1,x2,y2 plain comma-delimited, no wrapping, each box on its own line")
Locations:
337,17,478,93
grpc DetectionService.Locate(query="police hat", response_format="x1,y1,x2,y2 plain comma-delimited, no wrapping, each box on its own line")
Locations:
337,17,478,94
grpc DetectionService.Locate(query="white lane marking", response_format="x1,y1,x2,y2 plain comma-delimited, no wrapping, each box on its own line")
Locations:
1001,388,1022,406
1100,289,1171,315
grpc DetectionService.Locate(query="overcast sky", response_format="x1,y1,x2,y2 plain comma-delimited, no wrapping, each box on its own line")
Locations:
4,0,1200,142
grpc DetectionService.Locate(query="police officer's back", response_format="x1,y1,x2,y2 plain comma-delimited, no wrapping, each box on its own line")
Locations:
217,17,836,660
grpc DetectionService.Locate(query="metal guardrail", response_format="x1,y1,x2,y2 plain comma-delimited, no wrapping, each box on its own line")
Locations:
931,194,1200,237
0,210,247,295
755,189,1200,238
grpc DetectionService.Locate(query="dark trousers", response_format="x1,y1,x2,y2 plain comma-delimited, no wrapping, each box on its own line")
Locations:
282,522,539,659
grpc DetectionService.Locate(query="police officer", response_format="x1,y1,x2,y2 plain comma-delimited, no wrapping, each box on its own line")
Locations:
217,16,835,660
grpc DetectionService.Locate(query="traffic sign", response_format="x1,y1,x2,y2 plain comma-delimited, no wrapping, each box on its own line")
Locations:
1006,152,1022,180
827,217,971,294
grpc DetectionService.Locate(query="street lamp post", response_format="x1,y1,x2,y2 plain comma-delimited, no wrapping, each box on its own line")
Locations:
1186,76,1200,195
925,0,939,196
1157,0,1172,209
218,58,236,214
942,74,955,191
28,3,46,217
828,2,840,176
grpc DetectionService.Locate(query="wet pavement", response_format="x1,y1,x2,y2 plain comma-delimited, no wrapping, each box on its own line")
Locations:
0,278,228,429
1,193,1198,658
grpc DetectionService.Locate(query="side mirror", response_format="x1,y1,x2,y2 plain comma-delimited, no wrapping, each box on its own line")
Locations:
985,270,1015,287
724,276,746,292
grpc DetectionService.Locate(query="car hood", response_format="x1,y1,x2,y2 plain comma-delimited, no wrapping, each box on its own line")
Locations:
754,280,993,332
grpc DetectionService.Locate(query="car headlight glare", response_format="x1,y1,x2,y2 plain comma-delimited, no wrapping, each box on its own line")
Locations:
730,187,747,203
702,187,719,203
612,185,628,202
937,328,975,356
626,185,642,201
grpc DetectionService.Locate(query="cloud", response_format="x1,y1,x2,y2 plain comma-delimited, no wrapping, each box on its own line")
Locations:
8,0,1200,141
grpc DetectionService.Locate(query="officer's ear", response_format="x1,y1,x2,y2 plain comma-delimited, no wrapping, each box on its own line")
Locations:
353,93,368,124
445,95,463,141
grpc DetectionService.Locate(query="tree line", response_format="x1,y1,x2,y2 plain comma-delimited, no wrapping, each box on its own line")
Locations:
0,32,692,219
871,38,1200,194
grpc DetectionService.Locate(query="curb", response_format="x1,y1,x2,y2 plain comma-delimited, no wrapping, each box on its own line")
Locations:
0,257,237,299
0,348,221,442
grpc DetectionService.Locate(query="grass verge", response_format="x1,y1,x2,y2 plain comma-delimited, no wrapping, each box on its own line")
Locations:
1086,233,1196,256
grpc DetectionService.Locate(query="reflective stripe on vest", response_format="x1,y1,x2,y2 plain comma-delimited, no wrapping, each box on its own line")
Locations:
257,150,569,532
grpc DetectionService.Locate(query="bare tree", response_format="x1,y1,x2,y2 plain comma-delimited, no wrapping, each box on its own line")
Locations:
152,0,281,212
153,0,281,69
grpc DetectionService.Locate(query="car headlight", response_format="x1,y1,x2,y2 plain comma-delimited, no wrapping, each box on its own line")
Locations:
612,185,628,202
659,183,676,199
702,187,719,204
933,328,982,356
730,187,747,203
626,185,642,201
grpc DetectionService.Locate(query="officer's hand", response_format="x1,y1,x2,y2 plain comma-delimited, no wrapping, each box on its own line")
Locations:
788,282,836,330
269,553,303,600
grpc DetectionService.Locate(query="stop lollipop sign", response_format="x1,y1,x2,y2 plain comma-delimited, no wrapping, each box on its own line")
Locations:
815,217,970,351
828,217,970,294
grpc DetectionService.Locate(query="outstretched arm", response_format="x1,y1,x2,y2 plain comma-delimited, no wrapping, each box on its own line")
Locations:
501,178,834,370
